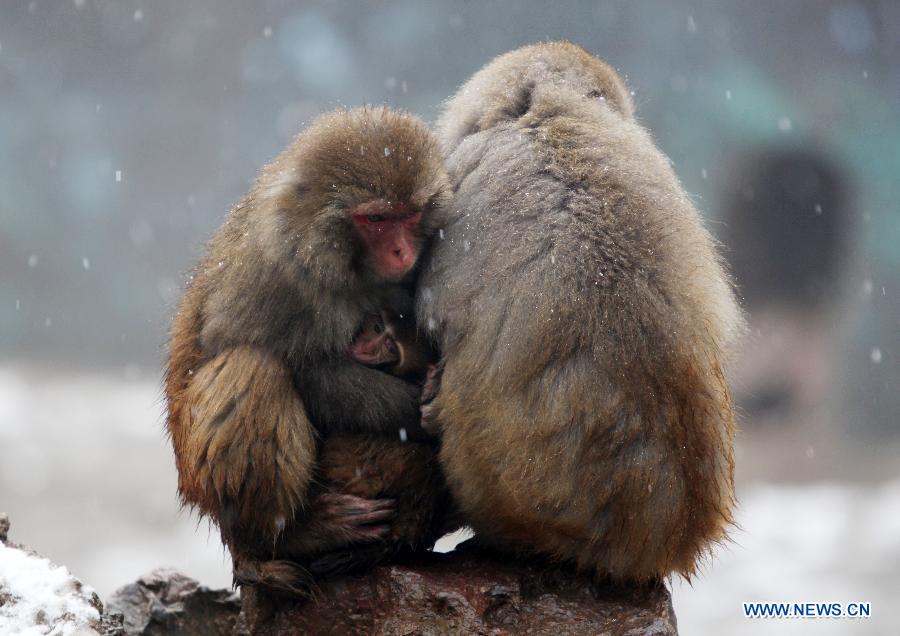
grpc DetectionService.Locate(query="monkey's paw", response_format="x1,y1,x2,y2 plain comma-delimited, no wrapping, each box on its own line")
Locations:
232,557,314,598
318,492,396,542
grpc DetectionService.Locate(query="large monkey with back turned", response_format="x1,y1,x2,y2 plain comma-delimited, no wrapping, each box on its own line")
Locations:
418,42,744,581
165,107,451,593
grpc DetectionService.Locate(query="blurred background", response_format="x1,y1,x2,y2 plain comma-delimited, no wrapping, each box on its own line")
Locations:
1,1,897,634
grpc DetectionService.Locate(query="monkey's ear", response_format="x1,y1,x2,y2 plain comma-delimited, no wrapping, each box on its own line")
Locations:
466,81,535,138
502,81,535,120
425,187,450,211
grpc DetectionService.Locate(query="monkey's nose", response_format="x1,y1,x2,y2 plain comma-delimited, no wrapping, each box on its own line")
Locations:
392,246,414,271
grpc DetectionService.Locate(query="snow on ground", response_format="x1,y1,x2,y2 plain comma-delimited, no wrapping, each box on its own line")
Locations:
0,365,897,634
0,541,100,636
674,480,900,635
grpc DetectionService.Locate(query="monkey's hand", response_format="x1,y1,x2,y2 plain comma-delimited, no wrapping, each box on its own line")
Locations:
278,490,396,557
178,346,317,548
230,490,394,598
420,361,444,435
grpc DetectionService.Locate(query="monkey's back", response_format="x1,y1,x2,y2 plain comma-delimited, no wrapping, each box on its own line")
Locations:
420,94,742,580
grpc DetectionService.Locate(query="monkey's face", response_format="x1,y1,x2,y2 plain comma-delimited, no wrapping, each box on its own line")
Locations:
347,312,401,369
351,199,424,281
256,107,449,289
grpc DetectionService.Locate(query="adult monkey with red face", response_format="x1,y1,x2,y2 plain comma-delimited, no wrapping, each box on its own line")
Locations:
165,107,450,594
418,42,743,582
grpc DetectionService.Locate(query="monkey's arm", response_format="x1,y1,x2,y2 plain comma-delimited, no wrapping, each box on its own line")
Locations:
295,357,429,441
176,346,317,549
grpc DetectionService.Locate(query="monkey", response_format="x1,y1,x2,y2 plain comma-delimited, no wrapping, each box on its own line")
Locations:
417,42,744,583
165,107,452,594
348,309,436,380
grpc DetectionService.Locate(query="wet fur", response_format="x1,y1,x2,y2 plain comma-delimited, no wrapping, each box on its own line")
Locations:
418,42,743,581
166,108,451,585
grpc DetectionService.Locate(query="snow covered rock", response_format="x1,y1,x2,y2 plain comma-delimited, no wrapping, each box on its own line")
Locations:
0,513,117,636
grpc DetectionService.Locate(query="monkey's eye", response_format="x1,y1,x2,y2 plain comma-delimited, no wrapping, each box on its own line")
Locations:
366,214,387,223
587,90,605,100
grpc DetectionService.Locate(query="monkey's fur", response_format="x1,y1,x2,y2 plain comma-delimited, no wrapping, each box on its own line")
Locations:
165,107,451,593
418,42,743,581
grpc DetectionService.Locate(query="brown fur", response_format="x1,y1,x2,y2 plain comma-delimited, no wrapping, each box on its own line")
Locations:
418,42,743,581
165,107,451,590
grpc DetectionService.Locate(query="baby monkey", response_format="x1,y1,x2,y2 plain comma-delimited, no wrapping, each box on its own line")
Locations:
348,310,434,381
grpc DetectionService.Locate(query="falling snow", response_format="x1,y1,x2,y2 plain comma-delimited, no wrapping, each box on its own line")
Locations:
687,15,697,34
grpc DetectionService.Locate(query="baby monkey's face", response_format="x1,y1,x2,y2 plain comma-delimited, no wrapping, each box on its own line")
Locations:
347,312,401,370
347,310,435,380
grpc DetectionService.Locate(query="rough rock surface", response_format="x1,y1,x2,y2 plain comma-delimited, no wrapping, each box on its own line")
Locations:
242,547,677,635
106,569,246,635
1,513,676,635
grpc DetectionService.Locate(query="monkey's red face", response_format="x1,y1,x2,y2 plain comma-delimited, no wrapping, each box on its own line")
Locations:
352,200,422,280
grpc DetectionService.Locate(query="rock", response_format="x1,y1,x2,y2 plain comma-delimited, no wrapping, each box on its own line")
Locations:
241,547,677,635
107,569,246,635
1,512,677,635
0,514,122,636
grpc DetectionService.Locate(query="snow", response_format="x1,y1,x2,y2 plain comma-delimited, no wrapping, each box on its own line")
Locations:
0,542,100,636
687,15,698,34
674,480,900,635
